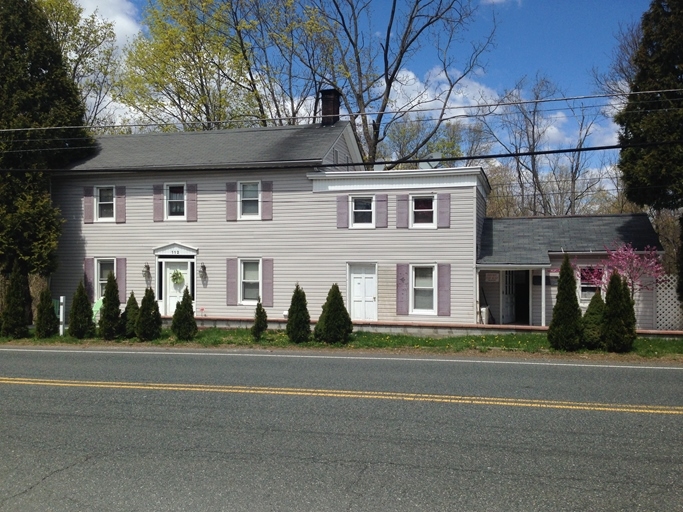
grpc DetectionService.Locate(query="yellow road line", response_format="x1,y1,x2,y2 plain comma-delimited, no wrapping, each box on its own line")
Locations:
1,377,682,415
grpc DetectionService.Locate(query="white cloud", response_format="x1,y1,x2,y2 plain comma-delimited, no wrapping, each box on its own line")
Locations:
76,0,141,48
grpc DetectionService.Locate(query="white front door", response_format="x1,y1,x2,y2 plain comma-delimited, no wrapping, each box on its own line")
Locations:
350,264,377,321
165,261,190,315
501,270,515,324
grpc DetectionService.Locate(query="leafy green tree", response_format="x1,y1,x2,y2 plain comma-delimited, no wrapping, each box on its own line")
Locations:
0,0,93,319
314,283,352,344
37,0,119,127
121,291,140,339
602,271,637,353
171,287,198,341
581,290,605,350
286,283,311,344
98,272,120,340
251,297,268,341
1,262,30,339
136,288,162,341
547,254,583,351
35,287,59,338
68,281,94,339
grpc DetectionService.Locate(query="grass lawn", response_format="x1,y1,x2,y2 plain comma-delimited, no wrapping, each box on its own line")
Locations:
2,328,682,360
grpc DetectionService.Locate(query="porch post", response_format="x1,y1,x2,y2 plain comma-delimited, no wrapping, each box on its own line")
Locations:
475,269,480,323
541,268,546,326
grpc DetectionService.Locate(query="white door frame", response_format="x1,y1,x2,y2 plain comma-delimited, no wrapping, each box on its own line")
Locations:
348,263,378,321
153,242,198,316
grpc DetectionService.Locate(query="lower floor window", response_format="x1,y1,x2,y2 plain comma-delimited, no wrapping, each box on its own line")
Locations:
241,260,261,303
580,267,603,300
412,265,435,312
97,259,115,299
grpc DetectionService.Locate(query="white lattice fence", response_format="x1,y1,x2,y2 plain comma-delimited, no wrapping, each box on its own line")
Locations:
657,276,683,331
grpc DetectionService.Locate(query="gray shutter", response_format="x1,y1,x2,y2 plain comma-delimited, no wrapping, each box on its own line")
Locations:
84,258,95,302
262,258,274,307
84,187,94,224
226,258,238,305
437,263,451,316
153,185,164,222
115,186,126,224
336,195,348,228
116,258,127,304
262,181,273,220
437,193,451,228
396,264,409,315
187,184,197,222
226,182,237,221
396,195,409,228
375,194,388,228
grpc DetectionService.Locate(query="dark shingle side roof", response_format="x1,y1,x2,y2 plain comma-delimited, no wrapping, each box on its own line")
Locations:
478,214,662,266
68,122,351,171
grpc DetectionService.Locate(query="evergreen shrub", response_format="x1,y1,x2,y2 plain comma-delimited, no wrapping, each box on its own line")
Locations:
171,287,198,341
68,280,94,339
136,287,162,341
35,288,59,338
581,290,605,350
286,283,311,343
122,291,140,339
602,272,636,353
1,262,30,338
251,298,268,341
314,283,353,344
547,254,582,351
98,272,121,340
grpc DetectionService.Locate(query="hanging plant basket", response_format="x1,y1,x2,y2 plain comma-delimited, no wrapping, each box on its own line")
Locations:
171,269,184,284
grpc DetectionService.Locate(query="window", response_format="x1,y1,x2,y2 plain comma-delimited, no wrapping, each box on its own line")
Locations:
95,187,114,220
239,182,260,219
412,265,436,313
411,195,435,227
580,267,603,300
240,259,261,303
166,184,185,219
97,259,115,299
351,196,374,227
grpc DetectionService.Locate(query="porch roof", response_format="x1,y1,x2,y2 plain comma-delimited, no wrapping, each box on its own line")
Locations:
477,213,662,266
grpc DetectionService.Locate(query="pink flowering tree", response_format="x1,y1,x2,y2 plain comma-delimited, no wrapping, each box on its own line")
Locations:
583,243,666,300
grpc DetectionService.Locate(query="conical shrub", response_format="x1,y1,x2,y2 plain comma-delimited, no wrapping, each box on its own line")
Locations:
121,291,140,339
286,283,311,343
1,261,30,339
35,288,59,338
68,280,95,339
581,290,604,350
171,287,197,341
547,254,582,351
98,272,121,340
136,287,162,341
251,297,268,341
314,283,352,344
603,272,636,353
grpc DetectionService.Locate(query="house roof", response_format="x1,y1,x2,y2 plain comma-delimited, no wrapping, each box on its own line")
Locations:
477,213,662,266
67,122,355,172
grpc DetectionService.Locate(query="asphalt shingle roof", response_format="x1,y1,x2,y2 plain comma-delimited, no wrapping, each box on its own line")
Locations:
478,214,662,266
68,122,351,171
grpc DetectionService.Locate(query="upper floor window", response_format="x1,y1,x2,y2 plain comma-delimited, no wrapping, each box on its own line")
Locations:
240,259,261,304
411,195,435,227
411,265,436,314
97,258,115,299
239,182,260,219
351,196,374,228
166,184,185,219
96,187,114,221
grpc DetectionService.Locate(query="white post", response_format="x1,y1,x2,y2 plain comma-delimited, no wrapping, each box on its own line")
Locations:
59,296,65,336
541,269,546,326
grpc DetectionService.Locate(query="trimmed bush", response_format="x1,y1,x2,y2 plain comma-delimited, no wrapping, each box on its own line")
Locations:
136,287,162,341
581,290,604,350
171,287,198,341
98,272,121,340
602,271,636,353
314,283,353,344
547,254,582,351
122,291,140,339
35,288,59,338
1,262,30,339
251,297,268,341
286,283,311,343
68,280,95,339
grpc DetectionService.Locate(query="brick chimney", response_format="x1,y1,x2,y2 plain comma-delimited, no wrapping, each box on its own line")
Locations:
320,89,340,125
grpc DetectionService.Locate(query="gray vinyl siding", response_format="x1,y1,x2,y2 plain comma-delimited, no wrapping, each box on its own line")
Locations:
476,189,486,259
51,169,479,324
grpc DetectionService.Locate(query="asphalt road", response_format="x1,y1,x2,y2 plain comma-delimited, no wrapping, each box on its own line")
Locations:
0,346,681,511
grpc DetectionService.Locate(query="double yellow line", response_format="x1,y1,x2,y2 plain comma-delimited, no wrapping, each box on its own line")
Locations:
2,376,682,415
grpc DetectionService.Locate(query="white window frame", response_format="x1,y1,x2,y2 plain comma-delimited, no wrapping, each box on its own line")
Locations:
165,183,186,220
238,181,261,220
96,258,116,300
95,186,115,222
410,264,437,315
349,195,375,228
410,194,436,228
239,258,262,305
579,266,603,302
